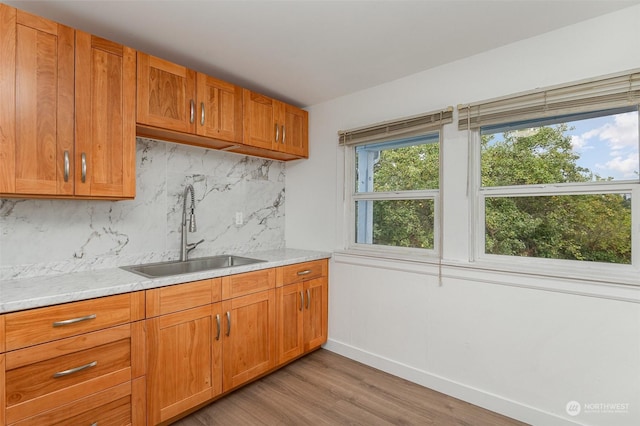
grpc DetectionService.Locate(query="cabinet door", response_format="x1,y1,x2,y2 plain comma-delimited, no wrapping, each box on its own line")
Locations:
146,304,222,425
303,277,328,351
137,52,196,133
196,74,243,143
276,283,304,365
279,103,308,157
75,32,136,198
0,5,74,196
223,289,276,391
242,89,277,150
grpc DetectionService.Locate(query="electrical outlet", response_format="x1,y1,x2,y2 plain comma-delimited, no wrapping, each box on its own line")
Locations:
235,212,243,225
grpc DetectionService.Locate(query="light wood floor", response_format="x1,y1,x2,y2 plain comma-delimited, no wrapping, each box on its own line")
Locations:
173,349,528,426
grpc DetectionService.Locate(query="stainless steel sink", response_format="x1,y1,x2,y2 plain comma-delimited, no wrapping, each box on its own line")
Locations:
121,255,266,278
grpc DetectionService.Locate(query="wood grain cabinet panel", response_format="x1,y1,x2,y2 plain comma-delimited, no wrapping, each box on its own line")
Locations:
276,260,328,365
5,325,134,424
222,289,276,392
4,292,142,351
137,53,195,134
242,89,308,158
75,31,136,198
0,4,136,199
196,73,243,142
146,303,222,425
0,4,74,196
137,52,242,147
10,381,134,426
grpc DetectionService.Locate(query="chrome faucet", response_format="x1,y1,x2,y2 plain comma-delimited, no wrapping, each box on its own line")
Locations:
180,184,204,261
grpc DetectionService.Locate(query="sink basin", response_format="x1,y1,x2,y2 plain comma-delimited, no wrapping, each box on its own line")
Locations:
121,255,266,278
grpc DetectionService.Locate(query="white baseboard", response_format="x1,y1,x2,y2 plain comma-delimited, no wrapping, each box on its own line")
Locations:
323,339,581,426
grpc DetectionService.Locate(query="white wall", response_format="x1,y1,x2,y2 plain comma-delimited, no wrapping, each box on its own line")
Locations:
286,6,640,426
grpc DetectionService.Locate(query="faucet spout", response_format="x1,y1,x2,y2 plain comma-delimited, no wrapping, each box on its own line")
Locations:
181,184,198,261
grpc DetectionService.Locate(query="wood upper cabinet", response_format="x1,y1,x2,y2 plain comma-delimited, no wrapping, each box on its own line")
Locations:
0,5,74,196
75,31,136,198
137,53,195,134
196,73,243,142
137,53,242,144
243,89,308,158
0,4,136,199
222,289,276,392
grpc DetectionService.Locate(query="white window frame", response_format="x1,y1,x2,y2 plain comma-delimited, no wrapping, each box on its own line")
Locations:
468,122,640,284
343,133,441,260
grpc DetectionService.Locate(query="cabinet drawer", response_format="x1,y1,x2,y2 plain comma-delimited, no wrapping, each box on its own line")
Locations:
10,381,132,426
278,260,327,286
222,268,275,300
146,278,222,317
5,293,142,351
5,325,132,424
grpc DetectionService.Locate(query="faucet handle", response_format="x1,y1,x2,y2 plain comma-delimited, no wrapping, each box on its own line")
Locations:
186,239,205,253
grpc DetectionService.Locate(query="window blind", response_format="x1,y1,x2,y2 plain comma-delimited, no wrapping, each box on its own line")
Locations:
458,69,640,130
338,107,453,146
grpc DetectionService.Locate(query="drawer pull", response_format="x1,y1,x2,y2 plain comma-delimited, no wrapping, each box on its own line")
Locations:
215,314,221,341
297,270,312,276
53,361,97,378
52,314,97,327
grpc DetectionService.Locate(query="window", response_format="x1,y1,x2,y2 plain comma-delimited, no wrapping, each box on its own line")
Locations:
340,108,452,257
459,70,640,271
470,105,639,268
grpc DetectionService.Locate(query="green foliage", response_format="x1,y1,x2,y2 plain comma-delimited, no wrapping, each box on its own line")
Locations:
482,125,631,264
363,124,632,264
369,144,438,248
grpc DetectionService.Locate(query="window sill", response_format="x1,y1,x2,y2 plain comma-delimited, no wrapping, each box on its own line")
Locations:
333,250,640,303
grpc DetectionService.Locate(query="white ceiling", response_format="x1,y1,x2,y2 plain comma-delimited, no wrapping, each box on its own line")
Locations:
5,0,640,107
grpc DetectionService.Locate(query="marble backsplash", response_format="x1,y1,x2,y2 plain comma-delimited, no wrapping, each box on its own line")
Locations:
0,138,286,280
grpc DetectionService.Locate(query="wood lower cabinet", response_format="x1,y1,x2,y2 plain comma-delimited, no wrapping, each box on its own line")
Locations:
0,260,328,426
146,303,223,425
145,279,223,425
1,293,144,426
222,289,276,392
276,260,328,365
0,4,136,199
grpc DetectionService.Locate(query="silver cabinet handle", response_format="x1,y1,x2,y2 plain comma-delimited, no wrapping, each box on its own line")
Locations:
282,125,286,144
63,151,70,182
306,289,311,309
90,423,98,426
215,314,221,341
81,152,87,183
190,99,195,123
200,102,205,126
299,291,304,311
226,311,231,336
53,314,96,327
53,360,97,378
275,123,279,142
297,270,311,276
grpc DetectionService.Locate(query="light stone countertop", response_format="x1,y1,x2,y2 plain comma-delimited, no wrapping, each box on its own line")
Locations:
0,248,331,314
